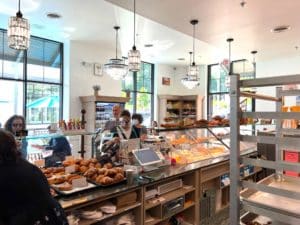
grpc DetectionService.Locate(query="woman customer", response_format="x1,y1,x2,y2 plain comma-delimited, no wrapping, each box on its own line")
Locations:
4,115,28,159
0,129,68,225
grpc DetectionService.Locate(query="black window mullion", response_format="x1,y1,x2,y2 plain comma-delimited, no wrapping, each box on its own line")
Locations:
23,49,28,119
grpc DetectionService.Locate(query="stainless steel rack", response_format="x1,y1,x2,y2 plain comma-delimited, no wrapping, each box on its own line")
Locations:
229,74,300,225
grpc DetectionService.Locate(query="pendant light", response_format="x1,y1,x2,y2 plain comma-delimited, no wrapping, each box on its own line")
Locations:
251,50,257,78
181,19,200,89
104,26,128,80
188,19,200,78
224,38,234,88
7,0,30,50
181,51,199,89
128,0,141,72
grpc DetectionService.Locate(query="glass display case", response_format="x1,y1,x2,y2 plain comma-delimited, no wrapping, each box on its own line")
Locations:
22,131,96,163
156,126,256,165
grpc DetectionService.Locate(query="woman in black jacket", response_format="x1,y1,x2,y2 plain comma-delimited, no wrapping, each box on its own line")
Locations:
0,129,68,225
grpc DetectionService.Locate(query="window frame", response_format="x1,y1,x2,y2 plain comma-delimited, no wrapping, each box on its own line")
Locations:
122,61,155,124
207,60,255,118
0,28,64,125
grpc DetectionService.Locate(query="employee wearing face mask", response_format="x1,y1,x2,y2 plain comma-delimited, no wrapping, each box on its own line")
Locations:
101,110,140,163
132,113,148,140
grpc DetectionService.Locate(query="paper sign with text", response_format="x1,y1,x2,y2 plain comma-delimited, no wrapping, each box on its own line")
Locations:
65,165,75,174
72,177,88,188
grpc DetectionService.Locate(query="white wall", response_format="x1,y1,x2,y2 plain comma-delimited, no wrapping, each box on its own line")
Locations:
255,55,300,111
67,40,208,121
69,40,123,118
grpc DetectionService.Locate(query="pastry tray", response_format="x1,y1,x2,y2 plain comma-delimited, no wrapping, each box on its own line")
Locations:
52,182,97,196
88,178,127,187
241,174,300,223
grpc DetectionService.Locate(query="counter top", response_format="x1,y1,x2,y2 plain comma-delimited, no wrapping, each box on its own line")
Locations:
59,147,257,210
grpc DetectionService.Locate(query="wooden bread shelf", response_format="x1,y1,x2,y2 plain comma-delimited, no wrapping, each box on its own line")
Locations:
145,187,195,210
78,202,141,225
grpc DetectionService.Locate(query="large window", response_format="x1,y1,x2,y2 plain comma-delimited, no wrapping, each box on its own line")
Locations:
122,62,154,127
207,60,255,118
0,29,63,128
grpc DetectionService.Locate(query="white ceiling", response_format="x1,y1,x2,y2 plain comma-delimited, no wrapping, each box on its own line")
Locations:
0,0,299,65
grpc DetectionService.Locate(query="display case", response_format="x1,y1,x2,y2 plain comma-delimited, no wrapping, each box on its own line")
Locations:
157,126,256,165
24,130,96,161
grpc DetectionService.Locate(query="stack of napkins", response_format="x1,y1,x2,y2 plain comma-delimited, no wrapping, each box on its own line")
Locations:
100,201,117,214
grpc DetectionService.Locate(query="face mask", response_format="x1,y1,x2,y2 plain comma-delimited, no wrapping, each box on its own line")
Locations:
132,119,139,125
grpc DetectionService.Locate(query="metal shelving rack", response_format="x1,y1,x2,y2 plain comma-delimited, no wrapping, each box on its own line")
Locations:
229,74,300,224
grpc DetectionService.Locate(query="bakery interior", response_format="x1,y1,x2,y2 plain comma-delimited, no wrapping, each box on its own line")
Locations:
0,0,300,225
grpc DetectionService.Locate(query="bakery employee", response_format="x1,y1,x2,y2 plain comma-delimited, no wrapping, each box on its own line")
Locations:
104,104,122,131
101,110,140,163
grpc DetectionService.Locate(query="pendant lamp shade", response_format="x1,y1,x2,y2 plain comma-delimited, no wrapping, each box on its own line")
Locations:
8,0,30,50
104,26,128,80
128,0,141,72
181,20,200,89
181,52,199,89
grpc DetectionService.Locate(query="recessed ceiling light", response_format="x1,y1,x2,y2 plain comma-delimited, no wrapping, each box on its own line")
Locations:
144,44,153,48
46,12,62,19
177,58,185,61
271,25,291,33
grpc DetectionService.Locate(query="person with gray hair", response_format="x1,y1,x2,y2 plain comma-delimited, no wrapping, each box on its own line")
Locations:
104,104,122,131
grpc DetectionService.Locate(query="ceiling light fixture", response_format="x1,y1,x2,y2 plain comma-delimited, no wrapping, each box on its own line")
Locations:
181,51,199,89
46,12,62,19
224,38,234,88
251,50,257,77
104,26,128,80
181,19,200,89
271,25,291,33
128,0,141,72
144,44,153,48
7,0,30,50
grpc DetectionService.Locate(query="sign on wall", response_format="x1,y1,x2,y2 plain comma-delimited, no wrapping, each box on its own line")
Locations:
162,77,170,86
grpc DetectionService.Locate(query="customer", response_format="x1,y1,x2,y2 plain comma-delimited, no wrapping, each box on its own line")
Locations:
104,104,122,131
32,125,72,167
132,113,148,140
0,129,68,225
4,115,28,159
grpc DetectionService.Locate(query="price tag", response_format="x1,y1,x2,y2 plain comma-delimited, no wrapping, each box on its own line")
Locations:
65,156,75,161
72,177,88,188
65,165,75,174
34,159,45,168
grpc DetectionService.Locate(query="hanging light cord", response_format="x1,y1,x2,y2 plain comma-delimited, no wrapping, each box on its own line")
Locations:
133,0,136,48
192,23,195,65
189,51,192,66
115,27,119,59
17,0,22,17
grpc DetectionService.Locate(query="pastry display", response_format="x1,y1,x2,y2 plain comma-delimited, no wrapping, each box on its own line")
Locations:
82,165,126,186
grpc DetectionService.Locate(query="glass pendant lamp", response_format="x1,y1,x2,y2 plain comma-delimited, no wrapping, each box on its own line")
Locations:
104,26,128,80
128,0,141,72
181,19,200,89
8,0,30,50
182,52,200,89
